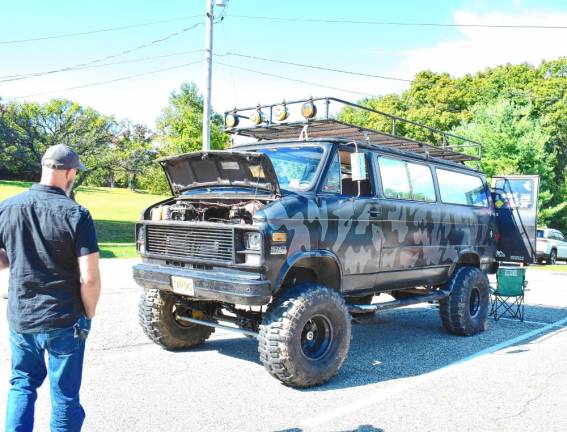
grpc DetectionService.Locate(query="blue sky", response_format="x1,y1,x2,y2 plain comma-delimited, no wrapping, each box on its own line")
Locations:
1,0,566,127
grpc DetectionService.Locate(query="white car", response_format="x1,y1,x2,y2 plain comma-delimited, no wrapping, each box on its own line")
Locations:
536,228,567,265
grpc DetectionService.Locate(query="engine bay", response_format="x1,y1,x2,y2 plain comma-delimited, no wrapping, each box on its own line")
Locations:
149,199,265,225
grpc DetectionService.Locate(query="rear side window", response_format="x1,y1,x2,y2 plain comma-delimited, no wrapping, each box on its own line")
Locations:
537,230,544,238
378,157,435,201
437,169,488,207
379,158,411,199
407,163,436,202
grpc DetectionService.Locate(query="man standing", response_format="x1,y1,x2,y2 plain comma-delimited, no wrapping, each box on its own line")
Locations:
0,144,101,432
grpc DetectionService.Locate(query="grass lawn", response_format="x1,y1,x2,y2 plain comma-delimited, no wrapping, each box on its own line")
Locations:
0,180,167,259
530,264,567,272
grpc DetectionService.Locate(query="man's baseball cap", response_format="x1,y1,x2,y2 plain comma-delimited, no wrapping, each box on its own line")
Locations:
41,144,87,171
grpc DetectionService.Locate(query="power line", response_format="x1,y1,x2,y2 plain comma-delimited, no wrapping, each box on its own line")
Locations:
0,15,202,45
230,14,567,29
0,22,205,83
214,61,381,98
5,60,203,101
0,50,203,83
215,52,411,82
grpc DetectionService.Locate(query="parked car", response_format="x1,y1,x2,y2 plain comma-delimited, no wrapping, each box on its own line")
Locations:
133,97,535,388
536,228,567,264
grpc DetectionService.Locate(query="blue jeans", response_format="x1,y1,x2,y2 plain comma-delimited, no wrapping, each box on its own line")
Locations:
5,316,91,432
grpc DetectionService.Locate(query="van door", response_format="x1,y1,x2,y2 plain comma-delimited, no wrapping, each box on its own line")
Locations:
317,148,381,292
491,175,540,264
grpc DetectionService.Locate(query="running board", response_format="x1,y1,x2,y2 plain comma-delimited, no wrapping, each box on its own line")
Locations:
348,290,451,315
175,315,260,340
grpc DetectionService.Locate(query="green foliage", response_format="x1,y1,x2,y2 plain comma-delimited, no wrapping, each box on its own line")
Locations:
0,99,119,183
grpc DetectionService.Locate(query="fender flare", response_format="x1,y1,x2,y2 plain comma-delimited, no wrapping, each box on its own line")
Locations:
273,249,343,295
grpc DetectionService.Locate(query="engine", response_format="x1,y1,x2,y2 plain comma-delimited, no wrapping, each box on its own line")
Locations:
150,200,264,225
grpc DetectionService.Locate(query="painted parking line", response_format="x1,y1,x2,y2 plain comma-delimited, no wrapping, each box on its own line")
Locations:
301,315,567,429
498,317,567,328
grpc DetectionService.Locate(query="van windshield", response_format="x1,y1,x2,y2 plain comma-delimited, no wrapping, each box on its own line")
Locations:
256,146,325,192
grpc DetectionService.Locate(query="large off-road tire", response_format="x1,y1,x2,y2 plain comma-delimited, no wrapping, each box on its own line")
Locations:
439,266,489,336
258,284,351,388
139,288,214,350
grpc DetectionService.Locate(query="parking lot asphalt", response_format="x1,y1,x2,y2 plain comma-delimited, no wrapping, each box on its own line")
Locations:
1,260,567,432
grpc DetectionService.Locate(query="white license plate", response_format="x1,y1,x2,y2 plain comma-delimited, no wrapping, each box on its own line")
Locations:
171,276,195,296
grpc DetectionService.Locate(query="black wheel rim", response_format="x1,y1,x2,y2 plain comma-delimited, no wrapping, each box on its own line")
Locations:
469,288,481,318
551,252,557,265
301,315,333,360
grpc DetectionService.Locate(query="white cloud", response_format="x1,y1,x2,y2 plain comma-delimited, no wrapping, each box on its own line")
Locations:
397,10,567,78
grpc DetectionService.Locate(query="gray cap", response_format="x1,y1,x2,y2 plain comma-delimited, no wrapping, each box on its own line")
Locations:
41,144,87,171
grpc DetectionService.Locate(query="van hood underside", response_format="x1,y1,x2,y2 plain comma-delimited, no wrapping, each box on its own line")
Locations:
158,151,281,196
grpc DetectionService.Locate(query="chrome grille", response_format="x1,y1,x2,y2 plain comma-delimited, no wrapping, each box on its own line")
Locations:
145,224,234,263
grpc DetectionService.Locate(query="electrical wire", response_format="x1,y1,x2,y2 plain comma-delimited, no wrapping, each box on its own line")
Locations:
214,61,381,98
5,60,203,100
215,52,411,82
0,15,202,45
0,49,204,83
0,22,205,83
230,14,567,29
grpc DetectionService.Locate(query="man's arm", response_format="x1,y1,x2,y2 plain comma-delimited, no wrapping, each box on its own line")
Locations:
0,249,9,271
78,252,101,319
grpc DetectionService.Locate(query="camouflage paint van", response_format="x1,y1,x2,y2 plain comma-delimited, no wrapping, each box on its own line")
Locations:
133,97,534,387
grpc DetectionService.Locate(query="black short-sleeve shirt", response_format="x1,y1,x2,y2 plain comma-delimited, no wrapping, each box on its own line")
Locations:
0,184,99,332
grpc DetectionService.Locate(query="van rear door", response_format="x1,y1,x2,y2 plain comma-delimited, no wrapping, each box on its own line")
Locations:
491,175,540,264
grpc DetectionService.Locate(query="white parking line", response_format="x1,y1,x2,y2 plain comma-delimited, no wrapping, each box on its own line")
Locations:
498,317,567,328
301,315,567,429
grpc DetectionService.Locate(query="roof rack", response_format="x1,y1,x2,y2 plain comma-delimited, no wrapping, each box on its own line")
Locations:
223,97,481,163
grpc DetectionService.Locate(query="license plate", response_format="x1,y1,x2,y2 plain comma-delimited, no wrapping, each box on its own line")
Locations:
171,276,195,296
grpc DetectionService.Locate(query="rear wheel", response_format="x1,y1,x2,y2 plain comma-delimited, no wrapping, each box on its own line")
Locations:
439,266,489,336
139,288,214,350
258,283,351,388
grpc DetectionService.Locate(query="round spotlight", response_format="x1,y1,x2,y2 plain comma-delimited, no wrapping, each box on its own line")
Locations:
274,104,289,122
301,101,317,119
250,109,265,125
225,113,239,128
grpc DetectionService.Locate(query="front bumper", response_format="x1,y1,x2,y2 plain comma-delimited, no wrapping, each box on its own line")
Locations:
132,263,272,306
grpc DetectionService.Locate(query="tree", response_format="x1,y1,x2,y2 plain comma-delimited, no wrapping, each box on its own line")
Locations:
111,124,156,190
141,82,229,194
0,99,119,184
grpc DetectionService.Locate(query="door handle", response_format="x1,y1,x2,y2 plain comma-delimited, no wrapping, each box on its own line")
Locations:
369,207,382,218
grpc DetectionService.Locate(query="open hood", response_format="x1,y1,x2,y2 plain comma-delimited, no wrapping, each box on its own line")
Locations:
158,151,281,196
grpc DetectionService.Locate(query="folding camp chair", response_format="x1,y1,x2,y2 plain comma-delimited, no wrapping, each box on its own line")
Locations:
491,267,527,321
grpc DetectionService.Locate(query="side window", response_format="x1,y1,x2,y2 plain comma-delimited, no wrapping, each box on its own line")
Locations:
407,162,436,202
322,149,372,197
378,157,411,199
321,153,341,193
437,169,488,207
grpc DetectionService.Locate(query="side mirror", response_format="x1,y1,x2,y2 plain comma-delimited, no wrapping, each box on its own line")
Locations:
350,152,368,181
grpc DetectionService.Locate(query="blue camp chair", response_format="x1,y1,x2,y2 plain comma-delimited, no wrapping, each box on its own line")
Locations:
491,267,527,322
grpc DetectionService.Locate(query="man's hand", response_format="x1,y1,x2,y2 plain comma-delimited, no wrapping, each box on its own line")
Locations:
78,252,101,319
0,249,9,271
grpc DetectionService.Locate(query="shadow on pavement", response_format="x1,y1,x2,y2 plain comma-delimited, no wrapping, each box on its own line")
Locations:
195,303,567,392
277,426,384,432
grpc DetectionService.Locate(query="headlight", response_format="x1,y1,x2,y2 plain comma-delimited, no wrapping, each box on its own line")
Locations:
225,112,239,128
244,232,262,251
137,226,146,254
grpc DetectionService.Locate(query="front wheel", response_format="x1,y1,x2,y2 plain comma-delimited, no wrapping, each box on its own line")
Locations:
439,266,489,336
258,284,351,388
548,249,557,265
138,288,214,350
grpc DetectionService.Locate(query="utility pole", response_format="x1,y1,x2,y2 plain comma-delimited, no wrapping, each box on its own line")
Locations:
202,0,214,151
203,0,227,151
